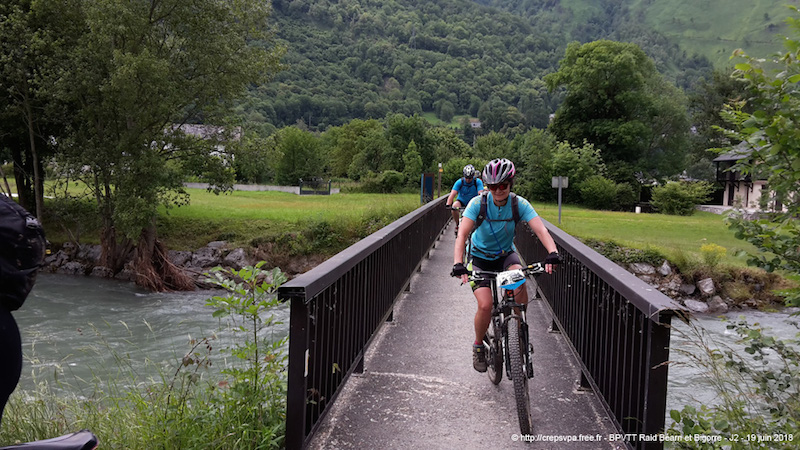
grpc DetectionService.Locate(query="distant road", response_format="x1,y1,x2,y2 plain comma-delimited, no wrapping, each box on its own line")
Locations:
183,182,340,195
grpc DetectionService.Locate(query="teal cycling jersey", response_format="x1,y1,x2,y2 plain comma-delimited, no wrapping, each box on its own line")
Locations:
452,178,484,204
463,192,538,260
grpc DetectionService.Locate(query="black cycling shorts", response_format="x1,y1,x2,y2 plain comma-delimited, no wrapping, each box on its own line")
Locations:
468,252,522,291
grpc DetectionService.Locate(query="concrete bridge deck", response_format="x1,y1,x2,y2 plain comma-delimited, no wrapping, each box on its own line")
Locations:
307,222,623,449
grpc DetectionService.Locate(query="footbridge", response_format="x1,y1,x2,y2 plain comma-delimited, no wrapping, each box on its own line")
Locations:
278,196,683,449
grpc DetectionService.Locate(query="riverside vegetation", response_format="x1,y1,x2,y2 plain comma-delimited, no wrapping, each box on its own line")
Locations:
0,264,290,448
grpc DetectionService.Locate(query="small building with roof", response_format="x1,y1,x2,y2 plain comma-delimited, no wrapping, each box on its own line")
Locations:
713,143,782,210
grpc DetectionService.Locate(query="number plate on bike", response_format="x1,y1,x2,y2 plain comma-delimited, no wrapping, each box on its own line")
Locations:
497,269,526,290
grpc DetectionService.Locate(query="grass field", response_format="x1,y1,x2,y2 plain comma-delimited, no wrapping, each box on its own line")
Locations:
10,177,761,267
420,112,469,129
154,189,420,250
530,202,758,268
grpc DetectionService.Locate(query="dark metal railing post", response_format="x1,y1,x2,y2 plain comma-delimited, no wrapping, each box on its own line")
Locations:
515,219,683,450
285,296,309,450
279,196,450,449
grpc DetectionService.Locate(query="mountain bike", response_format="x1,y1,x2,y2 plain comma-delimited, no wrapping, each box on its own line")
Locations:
445,204,465,236
469,263,546,435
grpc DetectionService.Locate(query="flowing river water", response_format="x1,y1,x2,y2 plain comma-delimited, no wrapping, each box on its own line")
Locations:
12,274,799,423
14,274,290,392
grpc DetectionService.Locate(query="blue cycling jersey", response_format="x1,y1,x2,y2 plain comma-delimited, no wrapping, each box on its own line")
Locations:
451,178,484,204
463,192,538,260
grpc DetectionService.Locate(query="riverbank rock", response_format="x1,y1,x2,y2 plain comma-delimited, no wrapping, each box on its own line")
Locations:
707,296,729,313
41,239,260,288
58,261,86,275
658,261,672,276
629,262,656,275
223,248,249,270
683,299,709,313
697,278,716,296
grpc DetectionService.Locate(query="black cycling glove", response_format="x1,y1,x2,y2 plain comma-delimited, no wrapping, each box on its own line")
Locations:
544,252,562,265
451,262,469,277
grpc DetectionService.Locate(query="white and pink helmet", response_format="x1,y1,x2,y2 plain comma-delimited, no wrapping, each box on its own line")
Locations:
482,158,515,185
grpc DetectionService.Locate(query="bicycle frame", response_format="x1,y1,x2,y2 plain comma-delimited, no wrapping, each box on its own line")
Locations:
472,266,541,379
470,264,545,435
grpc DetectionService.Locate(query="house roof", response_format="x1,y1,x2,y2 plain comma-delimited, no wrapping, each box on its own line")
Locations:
713,143,752,162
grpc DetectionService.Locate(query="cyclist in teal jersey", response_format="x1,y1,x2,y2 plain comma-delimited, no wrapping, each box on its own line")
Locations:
446,164,484,235
451,158,561,372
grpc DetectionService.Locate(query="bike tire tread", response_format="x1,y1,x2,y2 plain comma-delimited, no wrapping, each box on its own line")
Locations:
508,318,533,435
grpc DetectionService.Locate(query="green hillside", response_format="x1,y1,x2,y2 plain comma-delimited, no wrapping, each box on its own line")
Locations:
629,0,791,67
243,0,794,132
484,0,792,68
243,0,714,131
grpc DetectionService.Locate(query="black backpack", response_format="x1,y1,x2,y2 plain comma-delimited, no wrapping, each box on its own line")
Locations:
473,191,521,229
0,195,46,311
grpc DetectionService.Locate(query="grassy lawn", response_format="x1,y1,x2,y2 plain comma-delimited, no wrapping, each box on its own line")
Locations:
155,189,421,250
530,202,758,267
12,176,761,267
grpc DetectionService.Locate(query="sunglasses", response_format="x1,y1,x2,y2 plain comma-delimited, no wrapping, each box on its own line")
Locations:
487,182,509,191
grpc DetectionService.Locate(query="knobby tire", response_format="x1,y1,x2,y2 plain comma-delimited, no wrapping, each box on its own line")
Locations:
485,318,503,385
507,317,533,435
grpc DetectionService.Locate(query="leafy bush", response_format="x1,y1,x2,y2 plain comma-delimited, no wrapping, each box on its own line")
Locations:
667,319,800,448
579,175,617,210
651,181,713,215
582,238,665,266
615,182,638,211
360,170,405,193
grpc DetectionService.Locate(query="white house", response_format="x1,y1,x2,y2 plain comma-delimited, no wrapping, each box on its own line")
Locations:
713,144,782,211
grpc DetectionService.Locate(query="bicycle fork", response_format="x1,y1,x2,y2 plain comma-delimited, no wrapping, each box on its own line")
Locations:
502,303,535,380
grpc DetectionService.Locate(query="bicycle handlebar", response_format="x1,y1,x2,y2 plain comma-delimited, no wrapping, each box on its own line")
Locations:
468,263,546,281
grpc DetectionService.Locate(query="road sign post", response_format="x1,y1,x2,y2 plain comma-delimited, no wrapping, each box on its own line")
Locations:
551,176,568,224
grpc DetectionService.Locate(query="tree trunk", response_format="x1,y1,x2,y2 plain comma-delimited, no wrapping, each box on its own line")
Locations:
23,93,43,220
0,164,12,197
11,145,33,211
132,219,195,292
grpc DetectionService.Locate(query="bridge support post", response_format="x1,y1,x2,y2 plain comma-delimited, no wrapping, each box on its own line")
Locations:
577,372,593,392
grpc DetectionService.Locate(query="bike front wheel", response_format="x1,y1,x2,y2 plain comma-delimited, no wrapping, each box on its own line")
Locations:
484,317,503,385
507,317,533,435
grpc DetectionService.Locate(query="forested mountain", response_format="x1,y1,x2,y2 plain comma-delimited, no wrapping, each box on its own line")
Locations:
482,0,791,67
243,0,717,132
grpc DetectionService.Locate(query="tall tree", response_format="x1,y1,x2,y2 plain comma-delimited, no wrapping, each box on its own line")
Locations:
0,0,82,217
274,126,325,186
545,40,689,181
717,7,800,306
53,0,284,290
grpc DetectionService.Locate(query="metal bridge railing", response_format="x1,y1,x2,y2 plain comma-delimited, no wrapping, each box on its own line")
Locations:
515,219,683,450
278,196,450,449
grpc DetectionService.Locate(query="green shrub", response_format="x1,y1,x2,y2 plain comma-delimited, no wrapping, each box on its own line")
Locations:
361,170,405,193
651,181,713,216
579,175,617,210
615,182,638,211
582,238,665,266
667,319,800,448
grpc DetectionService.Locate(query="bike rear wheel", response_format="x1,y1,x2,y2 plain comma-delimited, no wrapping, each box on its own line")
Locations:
484,317,503,385
507,317,533,435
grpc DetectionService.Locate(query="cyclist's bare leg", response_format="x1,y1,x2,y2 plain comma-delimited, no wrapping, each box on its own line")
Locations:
451,200,463,227
473,286,493,343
